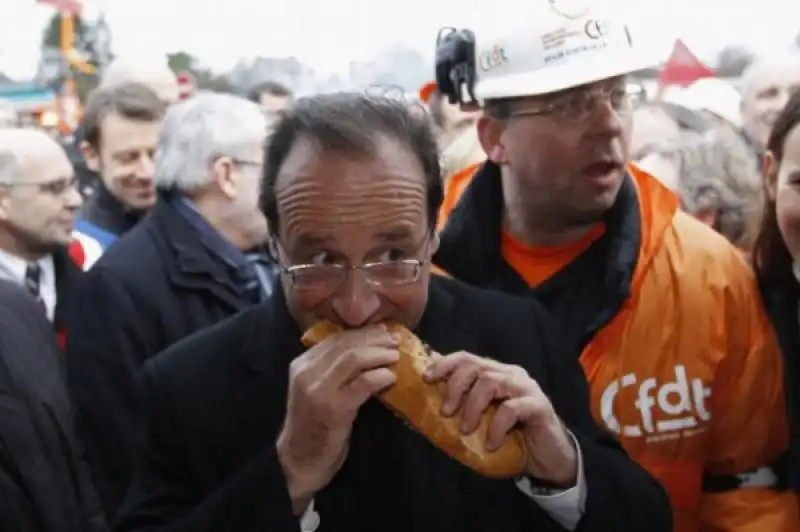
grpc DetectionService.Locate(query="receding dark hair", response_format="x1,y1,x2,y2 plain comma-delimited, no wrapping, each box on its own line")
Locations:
752,90,800,282
82,82,167,148
247,81,293,104
261,92,443,235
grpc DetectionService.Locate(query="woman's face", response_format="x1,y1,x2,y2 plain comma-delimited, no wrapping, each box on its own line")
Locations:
772,124,800,263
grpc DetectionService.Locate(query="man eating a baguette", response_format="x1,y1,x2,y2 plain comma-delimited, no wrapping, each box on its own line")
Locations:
115,92,671,532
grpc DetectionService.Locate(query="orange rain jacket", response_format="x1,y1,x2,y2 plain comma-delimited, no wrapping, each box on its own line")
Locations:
434,162,799,532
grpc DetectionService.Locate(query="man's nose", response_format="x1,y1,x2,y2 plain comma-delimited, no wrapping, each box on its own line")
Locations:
331,271,381,328
64,183,83,210
135,153,155,180
589,99,625,137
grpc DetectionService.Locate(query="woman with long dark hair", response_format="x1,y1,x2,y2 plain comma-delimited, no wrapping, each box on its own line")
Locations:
753,89,800,492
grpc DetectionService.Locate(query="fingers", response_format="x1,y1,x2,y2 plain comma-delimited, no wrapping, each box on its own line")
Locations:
486,392,552,451
423,351,474,383
343,367,397,410
486,397,527,451
337,324,399,349
325,347,399,389
459,370,507,434
442,363,481,416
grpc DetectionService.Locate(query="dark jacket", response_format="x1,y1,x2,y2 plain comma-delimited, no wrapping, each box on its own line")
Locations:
759,274,800,490
0,280,106,532
65,199,274,518
53,247,82,350
72,185,144,263
114,275,671,532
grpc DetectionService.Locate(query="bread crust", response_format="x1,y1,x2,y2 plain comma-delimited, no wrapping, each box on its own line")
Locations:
301,321,526,478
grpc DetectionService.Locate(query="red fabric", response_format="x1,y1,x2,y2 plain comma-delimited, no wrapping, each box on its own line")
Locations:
56,329,67,351
68,239,85,269
657,39,716,89
37,0,83,14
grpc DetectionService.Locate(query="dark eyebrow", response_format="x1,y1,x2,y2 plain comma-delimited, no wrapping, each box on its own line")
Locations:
372,227,413,242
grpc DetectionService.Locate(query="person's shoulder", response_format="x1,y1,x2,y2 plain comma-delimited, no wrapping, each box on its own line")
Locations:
668,211,753,278
0,279,43,316
431,275,549,330
89,219,162,277
0,280,53,337
145,304,268,385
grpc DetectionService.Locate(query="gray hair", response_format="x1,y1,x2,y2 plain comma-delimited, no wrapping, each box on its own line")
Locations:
647,128,760,246
740,52,800,101
154,93,268,191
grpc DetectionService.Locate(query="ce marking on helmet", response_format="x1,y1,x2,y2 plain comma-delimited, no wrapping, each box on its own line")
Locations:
479,45,508,72
584,19,611,40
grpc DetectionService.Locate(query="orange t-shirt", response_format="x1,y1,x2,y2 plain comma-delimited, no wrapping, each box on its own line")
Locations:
501,223,606,287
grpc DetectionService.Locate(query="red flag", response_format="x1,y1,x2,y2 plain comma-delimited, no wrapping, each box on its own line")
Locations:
657,39,715,89
37,0,82,14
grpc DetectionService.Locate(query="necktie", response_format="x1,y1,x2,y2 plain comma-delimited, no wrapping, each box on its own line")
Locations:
24,262,45,308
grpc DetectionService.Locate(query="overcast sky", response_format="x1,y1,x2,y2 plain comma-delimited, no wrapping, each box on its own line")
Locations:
0,0,798,79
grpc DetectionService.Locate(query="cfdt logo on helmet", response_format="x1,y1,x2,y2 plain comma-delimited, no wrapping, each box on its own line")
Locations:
584,19,612,40
549,0,591,19
479,45,508,72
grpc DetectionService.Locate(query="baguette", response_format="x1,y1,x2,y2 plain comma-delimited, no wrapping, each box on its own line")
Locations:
301,320,527,478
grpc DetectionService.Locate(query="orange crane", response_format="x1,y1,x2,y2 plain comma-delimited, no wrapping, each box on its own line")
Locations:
38,0,93,133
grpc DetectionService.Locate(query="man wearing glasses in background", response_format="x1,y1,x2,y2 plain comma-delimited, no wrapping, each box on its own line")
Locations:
65,93,276,518
0,128,82,331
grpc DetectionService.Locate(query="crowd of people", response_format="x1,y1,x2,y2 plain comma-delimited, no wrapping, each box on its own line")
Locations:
3,3,800,531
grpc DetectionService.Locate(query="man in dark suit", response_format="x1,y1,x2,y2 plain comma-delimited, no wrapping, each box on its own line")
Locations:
65,93,276,518
115,93,671,531
0,128,83,349
0,280,106,532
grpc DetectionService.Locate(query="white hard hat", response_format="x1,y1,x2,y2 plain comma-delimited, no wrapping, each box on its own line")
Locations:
469,1,654,101
680,78,742,127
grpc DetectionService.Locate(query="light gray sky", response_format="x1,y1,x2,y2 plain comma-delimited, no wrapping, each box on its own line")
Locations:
0,0,798,79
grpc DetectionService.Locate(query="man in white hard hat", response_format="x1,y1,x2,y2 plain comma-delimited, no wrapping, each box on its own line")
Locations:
433,2,798,530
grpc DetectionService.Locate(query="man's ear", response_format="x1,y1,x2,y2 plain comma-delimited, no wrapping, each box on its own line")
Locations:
80,141,101,173
211,156,238,200
476,115,509,164
763,150,778,201
430,231,440,255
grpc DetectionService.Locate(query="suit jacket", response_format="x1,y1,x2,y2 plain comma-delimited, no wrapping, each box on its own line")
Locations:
115,276,671,532
65,199,272,518
0,280,106,532
53,247,82,350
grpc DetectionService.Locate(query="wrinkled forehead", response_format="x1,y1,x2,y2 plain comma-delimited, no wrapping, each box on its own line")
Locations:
274,136,430,243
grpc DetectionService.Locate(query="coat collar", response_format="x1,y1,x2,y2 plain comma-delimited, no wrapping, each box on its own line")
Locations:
153,200,253,313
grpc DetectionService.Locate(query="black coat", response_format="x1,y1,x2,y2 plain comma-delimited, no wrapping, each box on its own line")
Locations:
0,280,106,532
53,247,82,349
759,275,800,490
65,199,271,517
115,276,671,532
